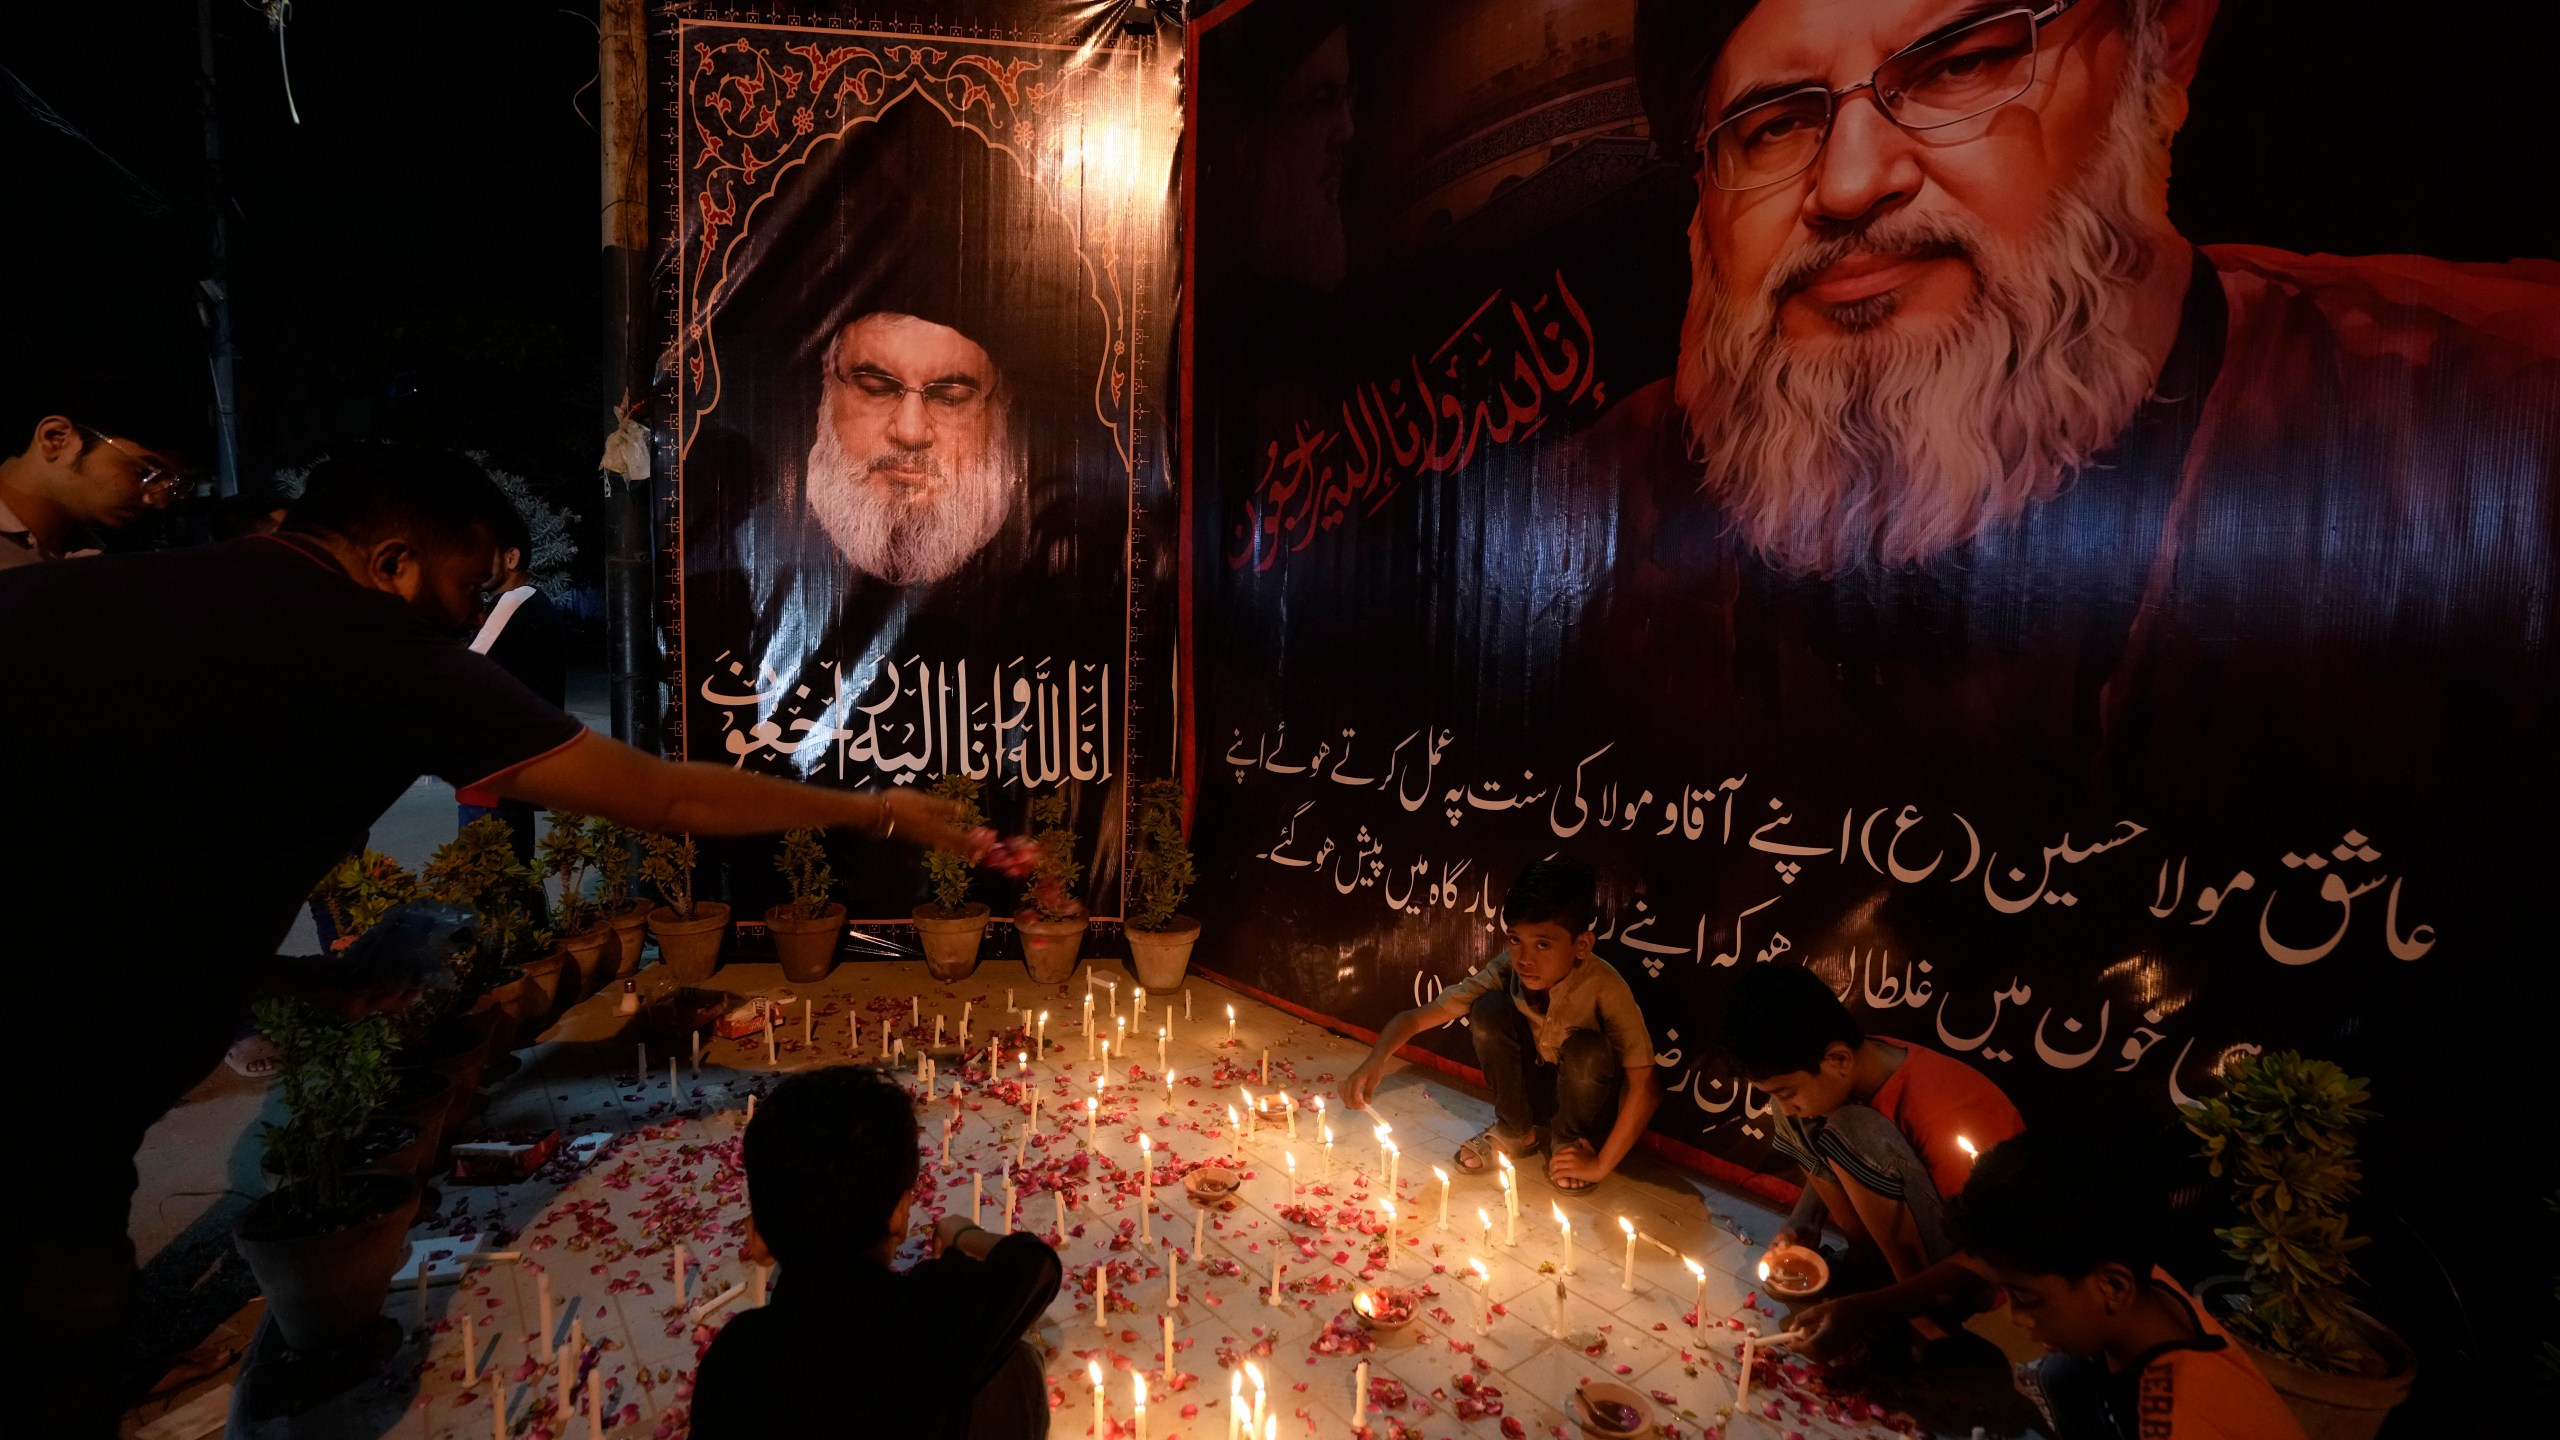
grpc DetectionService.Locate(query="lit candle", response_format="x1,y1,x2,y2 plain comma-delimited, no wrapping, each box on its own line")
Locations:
1087,1096,1099,1148
1038,1010,1049,1057
1166,1069,1176,1110
1280,1091,1297,1140
1684,1255,1706,1330
1101,1040,1112,1075
1374,1121,1392,1178
1158,1026,1169,1071
1085,994,1096,1060
1478,1206,1494,1255
1264,1414,1277,1440
1285,1148,1297,1193
1054,1187,1067,1241
1384,1140,1400,1194
1470,1257,1492,1334
1134,1372,1149,1440
1497,1152,1518,1242
1435,1166,1452,1229
1118,1014,1129,1052
1260,1049,1270,1086
1552,1201,1574,1274
1227,1372,1243,1440
1003,1176,1018,1233
1353,1360,1368,1424
1619,1216,1638,1291
1225,1004,1236,1045
1247,1362,1266,1437
1958,1134,1979,1164
1140,1133,1154,1205
1239,1088,1255,1138
1228,1105,1244,1163
1321,1125,1333,1183
1135,987,1146,1021
1090,1359,1107,1429
1269,1257,1285,1306
535,1266,554,1356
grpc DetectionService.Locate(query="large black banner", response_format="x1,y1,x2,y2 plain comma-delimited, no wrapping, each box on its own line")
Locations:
1183,0,2560,1342
664,3,1179,920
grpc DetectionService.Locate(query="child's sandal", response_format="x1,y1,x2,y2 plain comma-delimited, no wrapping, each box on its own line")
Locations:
1453,1126,1538,1173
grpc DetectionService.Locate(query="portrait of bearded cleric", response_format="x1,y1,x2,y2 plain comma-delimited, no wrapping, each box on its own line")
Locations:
1621,0,2559,577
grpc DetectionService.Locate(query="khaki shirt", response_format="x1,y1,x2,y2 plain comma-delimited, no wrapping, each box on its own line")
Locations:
1439,952,1655,1072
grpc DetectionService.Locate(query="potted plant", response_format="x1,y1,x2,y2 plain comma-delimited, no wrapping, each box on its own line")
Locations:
768,826,847,982
539,811,614,998
913,773,990,982
2184,1050,2415,1440
427,817,559,1038
1015,793,1089,984
588,816,650,976
318,855,497,1111
234,997,419,1355
1124,779,1201,992
641,830,730,982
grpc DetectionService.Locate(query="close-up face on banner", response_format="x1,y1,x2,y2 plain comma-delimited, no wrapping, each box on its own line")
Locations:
670,14,1180,918
1183,0,2558,1253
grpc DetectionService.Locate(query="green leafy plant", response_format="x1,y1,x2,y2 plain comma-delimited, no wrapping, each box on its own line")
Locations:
1129,779,1195,932
920,773,986,913
638,830,700,920
587,817,639,916
254,996,399,1224
310,850,421,950
1021,793,1085,921
538,812,599,934
2183,1050,2377,1373
776,827,836,921
425,817,547,968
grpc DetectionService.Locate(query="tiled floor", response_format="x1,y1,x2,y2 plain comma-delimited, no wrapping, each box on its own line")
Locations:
286,951,1999,1438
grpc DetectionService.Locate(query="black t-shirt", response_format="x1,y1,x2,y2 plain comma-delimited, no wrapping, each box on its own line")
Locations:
690,1233,1062,1440
0,534,585,1122
485,588,570,709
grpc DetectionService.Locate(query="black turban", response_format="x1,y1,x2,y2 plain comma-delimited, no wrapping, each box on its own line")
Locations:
1635,0,1761,165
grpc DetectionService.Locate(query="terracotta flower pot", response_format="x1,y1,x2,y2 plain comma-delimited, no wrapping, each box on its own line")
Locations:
912,903,990,982
2198,1279,2415,1440
1126,916,1202,992
606,906,650,977
1017,914,1089,984
649,901,732,983
560,927,614,1000
766,902,847,983
262,1120,432,1188
519,952,569,1022
234,1172,419,1355
484,966,546,1045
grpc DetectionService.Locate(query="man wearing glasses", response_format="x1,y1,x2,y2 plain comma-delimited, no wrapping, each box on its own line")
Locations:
0,382,198,568
803,309,1020,588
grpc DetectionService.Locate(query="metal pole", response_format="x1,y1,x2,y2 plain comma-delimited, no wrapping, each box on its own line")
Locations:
195,0,242,497
600,0,655,750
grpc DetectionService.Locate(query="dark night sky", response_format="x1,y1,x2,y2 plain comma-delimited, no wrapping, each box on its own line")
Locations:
4,1,604,489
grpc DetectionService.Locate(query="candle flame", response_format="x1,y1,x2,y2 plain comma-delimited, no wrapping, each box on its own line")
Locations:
1265,1416,1278,1440
1478,1207,1492,1231
1228,1105,1240,1125
1313,1096,1325,1114
1384,1140,1399,1158
1494,1149,1513,1173
1323,1125,1334,1145
1089,1359,1104,1386
1134,1374,1146,1408
1285,1150,1296,1172
1757,1258,1771,1281
1383,1197,1396,1218
1684,1255,1705,1279
1040,1011,1049,1022
1433,1165,1450,1184
1227,1004,1236,1021
1498,1169,1512,1193
1087,1097,1098,1113
1957,1135,1979,1157
1374,1120,1393,1138
1618,1216,1635,1236
1141,1133,1153,1153
1245,1361,1262,1389
1469,1258,1489,1280
1550,1201,1569,1228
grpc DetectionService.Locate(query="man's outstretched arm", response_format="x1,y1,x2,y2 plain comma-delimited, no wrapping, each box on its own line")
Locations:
486,731,974,849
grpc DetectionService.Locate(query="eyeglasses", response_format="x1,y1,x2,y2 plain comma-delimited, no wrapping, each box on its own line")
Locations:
1698,0,2084,193
830,364,987,415
76,425,189,507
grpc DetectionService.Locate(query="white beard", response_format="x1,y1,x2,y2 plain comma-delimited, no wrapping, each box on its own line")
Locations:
802,389,1017,587
1675,29,2178,575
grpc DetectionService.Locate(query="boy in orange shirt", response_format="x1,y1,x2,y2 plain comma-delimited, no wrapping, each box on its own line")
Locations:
1720,964,2023,1353
1948,1130,2306,1440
